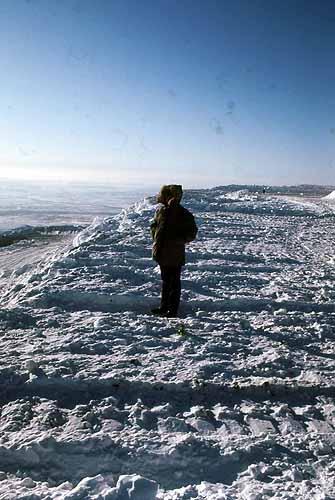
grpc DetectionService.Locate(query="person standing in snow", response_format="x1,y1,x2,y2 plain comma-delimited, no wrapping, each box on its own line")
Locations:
150,184,197,318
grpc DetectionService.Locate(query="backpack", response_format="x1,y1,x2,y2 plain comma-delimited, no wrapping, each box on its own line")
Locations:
178,207,198,243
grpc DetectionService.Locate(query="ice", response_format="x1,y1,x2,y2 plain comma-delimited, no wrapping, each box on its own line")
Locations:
158,417,190,433
0,186,335,498
247,418,277,436
115,474,158,500
279,416,305,435
307,420,334,434
186,418,216,434
217,419,247,436
62,475,113,498
0,180,149,231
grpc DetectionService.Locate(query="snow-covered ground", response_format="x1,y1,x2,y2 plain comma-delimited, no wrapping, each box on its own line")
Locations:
1,187,335,499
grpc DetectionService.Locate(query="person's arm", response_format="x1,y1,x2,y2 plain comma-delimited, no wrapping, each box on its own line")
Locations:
152,207,167,260
150,219,157,240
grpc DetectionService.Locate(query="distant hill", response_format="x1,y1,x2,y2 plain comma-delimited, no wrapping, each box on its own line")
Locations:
212,184,335,197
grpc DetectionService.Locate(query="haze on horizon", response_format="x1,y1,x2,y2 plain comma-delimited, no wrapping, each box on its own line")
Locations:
1,0,334,189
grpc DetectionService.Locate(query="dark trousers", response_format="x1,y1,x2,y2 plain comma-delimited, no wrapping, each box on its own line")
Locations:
160,265,182,314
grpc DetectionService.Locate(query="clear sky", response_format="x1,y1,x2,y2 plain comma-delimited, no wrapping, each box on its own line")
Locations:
1,0,335,188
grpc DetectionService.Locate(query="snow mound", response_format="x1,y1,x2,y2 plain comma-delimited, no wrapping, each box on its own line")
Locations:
225,189,253,200
62,473,158,499
323,190,335,199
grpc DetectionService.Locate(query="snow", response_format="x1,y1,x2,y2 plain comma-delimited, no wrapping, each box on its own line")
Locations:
0,188,335,498
323,190,335,200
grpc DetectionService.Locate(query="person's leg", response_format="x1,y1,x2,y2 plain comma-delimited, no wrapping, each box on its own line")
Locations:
152,265,170,314
152,266,182,316
160,265,171,313
167,266,182,317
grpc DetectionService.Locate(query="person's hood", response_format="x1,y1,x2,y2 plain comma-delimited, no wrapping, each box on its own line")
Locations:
159,184,183,205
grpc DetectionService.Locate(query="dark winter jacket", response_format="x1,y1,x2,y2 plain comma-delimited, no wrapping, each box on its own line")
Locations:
151,200,196,267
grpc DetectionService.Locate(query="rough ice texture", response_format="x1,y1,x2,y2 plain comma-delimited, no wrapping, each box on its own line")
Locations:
0,188,335,498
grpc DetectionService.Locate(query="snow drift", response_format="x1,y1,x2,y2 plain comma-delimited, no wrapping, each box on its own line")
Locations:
323,190,335,200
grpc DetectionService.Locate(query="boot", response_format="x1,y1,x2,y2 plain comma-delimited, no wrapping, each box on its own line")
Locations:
151,307,168,316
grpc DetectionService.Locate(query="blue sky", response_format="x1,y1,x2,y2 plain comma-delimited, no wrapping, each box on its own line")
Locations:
1,0,334,188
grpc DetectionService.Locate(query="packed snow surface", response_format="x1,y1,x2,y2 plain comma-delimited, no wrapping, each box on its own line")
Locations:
1,187,335,499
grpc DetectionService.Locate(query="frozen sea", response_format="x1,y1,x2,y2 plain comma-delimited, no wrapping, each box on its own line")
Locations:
1,185,335,499
0,179,151,231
